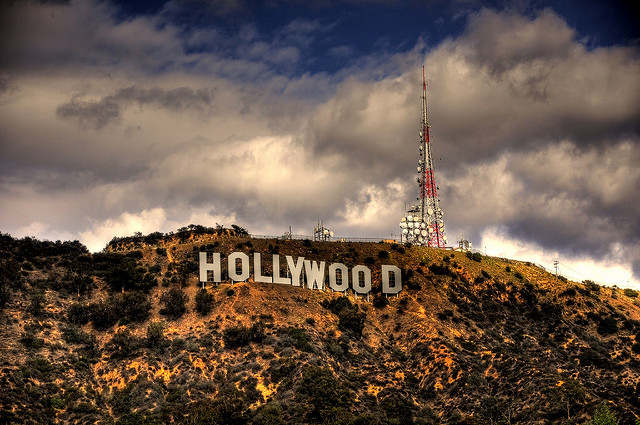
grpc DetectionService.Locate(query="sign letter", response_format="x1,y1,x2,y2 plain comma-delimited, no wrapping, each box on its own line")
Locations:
328,263,349,292
228,252,250,282
286,256,304,287
352,265,372,294
199,252,221,283
253,253,272,283
273,255,291,285
304,260,325,290
381,265,402,294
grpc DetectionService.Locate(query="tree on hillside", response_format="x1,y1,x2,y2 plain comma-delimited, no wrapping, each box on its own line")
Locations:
159,287,188,319
195,288,215,315
551,379,585,420
231,224,249,237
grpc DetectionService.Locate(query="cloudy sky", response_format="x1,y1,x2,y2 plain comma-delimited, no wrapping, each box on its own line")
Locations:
1,0,639,288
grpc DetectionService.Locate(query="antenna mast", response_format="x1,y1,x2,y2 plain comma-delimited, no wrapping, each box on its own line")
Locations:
399,67,448,247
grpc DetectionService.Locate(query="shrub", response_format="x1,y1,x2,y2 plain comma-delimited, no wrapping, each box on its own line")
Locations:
28,289,46,317
588,402,619,425
364,256,375,265
21,357,55,381
624,288,639,298
231,224,249,237
378,250,389,259
299,367,352,423
322,296,366,337
597,317,619,336
20,332,45,349
107,327,139,359
195,288,215,315
118,291,152,323
252,402,285,425
159,287,188,319
146,321,165,348
61,324,91,345
67,302,91,325
89,299,120,330
282,327,313,352
428,263,453,276
372,294,388,308
223,323,265,349
584,280,601,293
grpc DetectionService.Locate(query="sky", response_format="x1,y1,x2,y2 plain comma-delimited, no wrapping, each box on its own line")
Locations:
1,0,639,288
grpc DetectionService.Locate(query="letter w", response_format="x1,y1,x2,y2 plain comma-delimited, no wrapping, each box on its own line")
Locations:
304,260,325,290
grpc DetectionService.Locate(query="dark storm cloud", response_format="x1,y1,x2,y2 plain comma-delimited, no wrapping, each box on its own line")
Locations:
56,86,216,129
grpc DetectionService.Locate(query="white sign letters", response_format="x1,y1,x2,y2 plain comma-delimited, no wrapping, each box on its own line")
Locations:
199,251,402,295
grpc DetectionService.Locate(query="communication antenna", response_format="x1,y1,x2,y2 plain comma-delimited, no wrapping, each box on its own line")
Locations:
398,67,448,247
314,221,333,242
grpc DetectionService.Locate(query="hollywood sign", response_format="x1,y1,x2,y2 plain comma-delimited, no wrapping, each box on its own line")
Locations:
199,252,403,295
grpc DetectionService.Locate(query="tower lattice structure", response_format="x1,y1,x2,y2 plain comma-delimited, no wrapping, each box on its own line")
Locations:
399,67,448,247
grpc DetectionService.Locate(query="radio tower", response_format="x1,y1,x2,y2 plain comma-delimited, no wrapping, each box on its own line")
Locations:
399,67,448,247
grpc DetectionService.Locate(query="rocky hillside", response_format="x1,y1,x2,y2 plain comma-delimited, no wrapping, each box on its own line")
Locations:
0,228,639,424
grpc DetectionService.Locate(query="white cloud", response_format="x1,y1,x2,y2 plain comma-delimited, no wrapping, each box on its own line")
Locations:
79,208,169,252
480,227,640,290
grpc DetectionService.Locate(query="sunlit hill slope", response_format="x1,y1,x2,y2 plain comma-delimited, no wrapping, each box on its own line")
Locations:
0,226,639,424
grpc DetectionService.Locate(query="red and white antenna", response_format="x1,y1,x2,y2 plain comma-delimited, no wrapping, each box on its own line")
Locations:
399,67,448,247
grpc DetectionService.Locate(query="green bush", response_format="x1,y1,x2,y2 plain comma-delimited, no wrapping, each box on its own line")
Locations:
372,294,388,308
107,327,139,359
322,296,366,337
597,317,619,336
146,321,165,348
195,288,215,315
89,299,120,330
588,402,618,425
223,323,265,348
378,250,389,259
61,324,91,344
21,357,55,381
465,251,482,262
118,291,152,323
67,302,91,325
299,367,352,424
159,287,188,319
28,289,46,317
623,288,639,298
584,280,601,293
20,331,45,349
282,327,313,352
428,263,454,277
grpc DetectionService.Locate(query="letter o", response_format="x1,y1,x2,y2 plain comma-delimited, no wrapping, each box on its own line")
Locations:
352,265,371,294
329,263,349,292
228,252,250,282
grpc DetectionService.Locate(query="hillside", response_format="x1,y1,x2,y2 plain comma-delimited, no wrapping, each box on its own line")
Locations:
0,228,639,425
